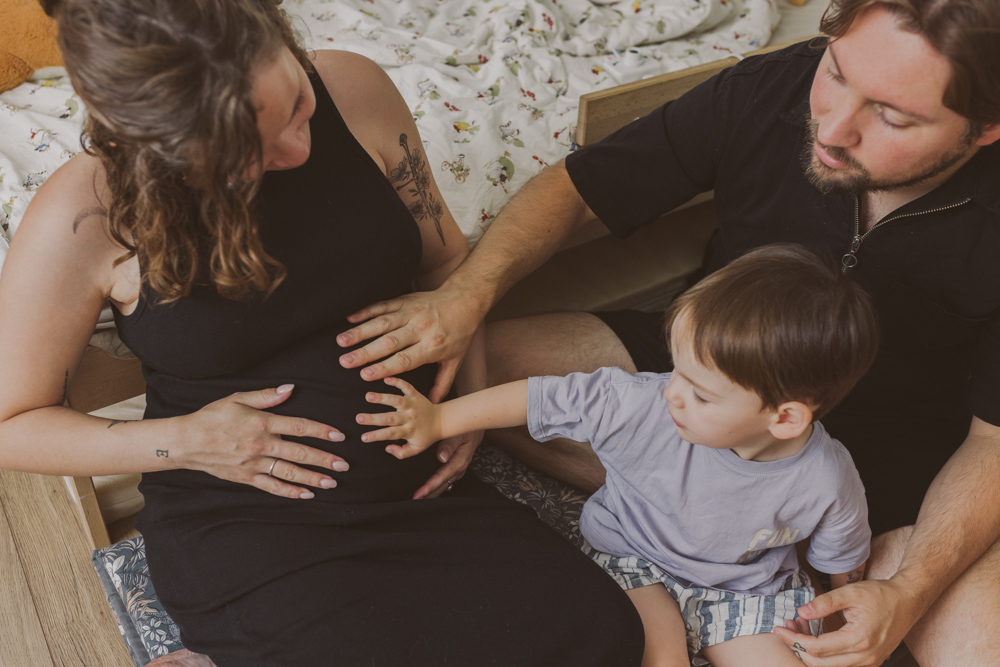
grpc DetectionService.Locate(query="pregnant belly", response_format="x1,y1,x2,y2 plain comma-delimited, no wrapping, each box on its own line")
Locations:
142,349,440,505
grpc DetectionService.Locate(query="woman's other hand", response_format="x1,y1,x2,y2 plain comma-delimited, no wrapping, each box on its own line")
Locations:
180,384,348,500
337,284,480,404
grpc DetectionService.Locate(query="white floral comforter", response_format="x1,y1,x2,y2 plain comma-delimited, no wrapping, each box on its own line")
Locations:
0,0,780,275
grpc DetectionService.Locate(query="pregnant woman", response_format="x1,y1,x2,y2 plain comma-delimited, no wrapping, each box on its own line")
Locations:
0,0,643,664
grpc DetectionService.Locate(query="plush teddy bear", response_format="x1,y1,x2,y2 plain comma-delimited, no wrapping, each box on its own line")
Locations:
0,0,63,94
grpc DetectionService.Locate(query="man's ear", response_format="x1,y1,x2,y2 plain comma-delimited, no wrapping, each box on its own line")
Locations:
975,124,1000,147
768,401,814,440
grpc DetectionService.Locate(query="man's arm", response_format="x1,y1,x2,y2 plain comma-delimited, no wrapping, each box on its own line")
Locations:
775,417,1000,666
336,161,598,400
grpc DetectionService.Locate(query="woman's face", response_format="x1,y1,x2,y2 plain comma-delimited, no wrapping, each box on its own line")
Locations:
248,46,317,177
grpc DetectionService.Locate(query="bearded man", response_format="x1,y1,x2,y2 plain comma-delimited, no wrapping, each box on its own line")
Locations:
339,2,1000,663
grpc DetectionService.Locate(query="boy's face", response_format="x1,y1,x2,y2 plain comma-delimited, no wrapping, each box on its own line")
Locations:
663,316,775,451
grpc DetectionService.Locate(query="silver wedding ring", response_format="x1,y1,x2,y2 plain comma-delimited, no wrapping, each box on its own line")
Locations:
446,482,454,492
267,458,278,477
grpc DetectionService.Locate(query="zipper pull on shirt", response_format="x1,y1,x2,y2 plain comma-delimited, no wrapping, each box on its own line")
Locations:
842,234,861,272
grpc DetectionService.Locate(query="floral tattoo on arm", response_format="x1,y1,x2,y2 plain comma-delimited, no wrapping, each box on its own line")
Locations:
389,134,445,245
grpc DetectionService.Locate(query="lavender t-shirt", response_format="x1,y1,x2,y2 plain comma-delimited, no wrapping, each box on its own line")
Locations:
527,367,871,596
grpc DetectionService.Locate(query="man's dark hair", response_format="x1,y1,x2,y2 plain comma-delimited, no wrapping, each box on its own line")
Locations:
821,0,1000,128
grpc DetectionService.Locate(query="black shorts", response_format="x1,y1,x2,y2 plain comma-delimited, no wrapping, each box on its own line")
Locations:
593,309,966,536
595,309,673,374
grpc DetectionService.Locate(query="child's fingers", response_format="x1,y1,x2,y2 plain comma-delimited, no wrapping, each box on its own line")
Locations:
383,376,417,396
360,426,404,443
356,411,403,427
364,391,403,408
385,441,432,460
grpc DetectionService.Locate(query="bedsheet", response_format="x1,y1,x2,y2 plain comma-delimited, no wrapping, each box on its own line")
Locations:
287,0,780,244
0,0,780,268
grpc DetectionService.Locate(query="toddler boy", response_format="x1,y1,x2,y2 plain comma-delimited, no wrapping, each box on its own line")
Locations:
357,244,879,667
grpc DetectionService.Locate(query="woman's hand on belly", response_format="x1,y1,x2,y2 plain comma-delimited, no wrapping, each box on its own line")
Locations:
177,385,350,499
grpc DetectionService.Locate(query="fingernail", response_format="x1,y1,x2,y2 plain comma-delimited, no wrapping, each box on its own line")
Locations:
338,335,350,346
361,369,373,380
361,434,369,442
329,431,345,441
277,384,294,394
332,461,349,472
299,491,315,499
366,393,375,400
341,353,354,364
438,451,450,463
320,478,335,488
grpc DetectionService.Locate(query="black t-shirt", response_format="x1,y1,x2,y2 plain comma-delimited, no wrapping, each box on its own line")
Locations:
566,40,1000,431
568,41,1000,533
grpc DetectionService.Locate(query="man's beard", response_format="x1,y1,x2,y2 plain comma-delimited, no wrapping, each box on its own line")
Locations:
800,118,977,196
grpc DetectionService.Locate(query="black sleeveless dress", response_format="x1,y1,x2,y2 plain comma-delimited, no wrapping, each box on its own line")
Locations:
114,69,643,666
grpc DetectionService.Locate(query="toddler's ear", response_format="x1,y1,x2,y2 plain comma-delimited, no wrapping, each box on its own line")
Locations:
768,401,814,440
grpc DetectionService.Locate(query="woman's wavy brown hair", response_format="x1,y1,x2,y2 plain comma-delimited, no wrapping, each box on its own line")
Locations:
55,0,311,301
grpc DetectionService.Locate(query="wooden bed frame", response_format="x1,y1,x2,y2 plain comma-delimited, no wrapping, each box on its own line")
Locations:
63,37,812,551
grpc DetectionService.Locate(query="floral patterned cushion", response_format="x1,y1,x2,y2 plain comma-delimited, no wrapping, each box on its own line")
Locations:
91,443,590,666
92,536,184,664
472,442,589,547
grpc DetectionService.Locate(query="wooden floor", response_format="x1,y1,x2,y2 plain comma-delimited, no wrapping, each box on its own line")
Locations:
0,467,133,667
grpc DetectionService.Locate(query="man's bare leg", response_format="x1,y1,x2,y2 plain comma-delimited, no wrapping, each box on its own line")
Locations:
485,312,637,492
868,527,1000,665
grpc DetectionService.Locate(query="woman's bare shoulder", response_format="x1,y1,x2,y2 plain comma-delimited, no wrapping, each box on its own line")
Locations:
24,152,111,239
309,49,395,104
308,50,415,171
10,152,124,293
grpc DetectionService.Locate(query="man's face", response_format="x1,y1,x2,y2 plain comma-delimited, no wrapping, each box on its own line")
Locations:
805,6,987,196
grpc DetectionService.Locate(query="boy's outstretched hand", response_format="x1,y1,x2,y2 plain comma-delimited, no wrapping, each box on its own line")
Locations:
357,377,443,459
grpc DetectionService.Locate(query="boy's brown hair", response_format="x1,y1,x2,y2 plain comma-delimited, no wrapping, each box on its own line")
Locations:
665,244,879,419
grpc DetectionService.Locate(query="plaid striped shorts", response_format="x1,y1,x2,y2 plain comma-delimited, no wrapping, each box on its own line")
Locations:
583,541,818,666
